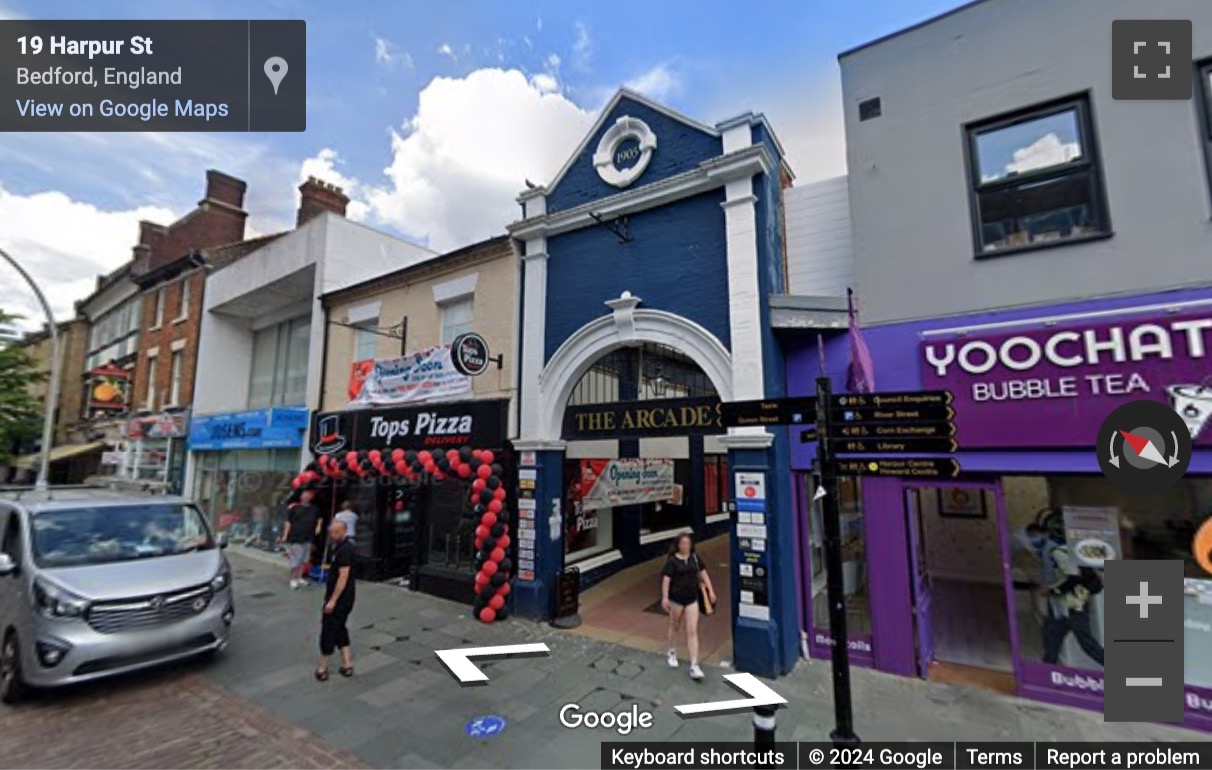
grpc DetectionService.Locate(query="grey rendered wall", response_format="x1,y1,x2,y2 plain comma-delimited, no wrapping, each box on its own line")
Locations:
841,0,1212,324
785,176,854,297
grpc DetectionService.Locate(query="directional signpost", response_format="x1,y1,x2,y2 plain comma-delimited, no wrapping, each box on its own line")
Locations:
720,396,817,433
835,457,962,478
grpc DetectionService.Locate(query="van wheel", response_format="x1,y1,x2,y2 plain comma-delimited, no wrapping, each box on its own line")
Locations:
0,631,27,705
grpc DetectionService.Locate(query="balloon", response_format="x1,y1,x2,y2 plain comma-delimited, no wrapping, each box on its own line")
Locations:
457,464,471,479
480,584,497,601
475,525,488,539
472,478,487,493
497,534,511,550
479,490,494,505
476,464,491,479
482,537,496,552
475,572,487,586
446,449,460,464
395,461,408,475
490,572,506,586
497,512,510,525
488,500,503,514
499,558,512,573
482,560,498,576
418,451,432,465
490,523,505,537
394,501,404,511
411,462,424,474
474,537,483,550
481,451,495,465
479,607,496,623
437,457,451,472
487,477,501,490
291,477,300,489
368,450,381,463
490,463,503,477
424,462,437,475
404,450,418,464
493,488,507,501
481,512,497,528
459,446,473,462
496,607,510,620
489,595,505,611
491,548,505,563
473,504,485,515
346,451,358,464
498,581,511,596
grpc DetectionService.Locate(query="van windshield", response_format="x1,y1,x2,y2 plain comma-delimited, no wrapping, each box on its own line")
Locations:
31,503,215,568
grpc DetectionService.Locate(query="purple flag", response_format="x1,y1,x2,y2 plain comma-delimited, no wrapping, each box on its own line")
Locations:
846,288,875,393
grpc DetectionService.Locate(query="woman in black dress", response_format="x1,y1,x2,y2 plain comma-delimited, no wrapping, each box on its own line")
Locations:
315,518,357,680
660,533,716,681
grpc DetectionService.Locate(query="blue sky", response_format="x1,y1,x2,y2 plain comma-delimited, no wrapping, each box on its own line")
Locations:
0,0,969,326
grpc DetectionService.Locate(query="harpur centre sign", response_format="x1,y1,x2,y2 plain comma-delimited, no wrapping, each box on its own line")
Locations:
919,309,1212,448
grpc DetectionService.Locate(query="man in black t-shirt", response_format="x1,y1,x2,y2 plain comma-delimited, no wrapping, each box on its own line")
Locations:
315,518,357,680
280,491,322,589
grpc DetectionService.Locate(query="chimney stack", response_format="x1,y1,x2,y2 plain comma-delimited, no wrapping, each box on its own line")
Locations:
204,169,248,209
297,177,350,227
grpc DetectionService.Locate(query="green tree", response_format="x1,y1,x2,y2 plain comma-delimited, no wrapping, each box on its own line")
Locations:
0,309,47,464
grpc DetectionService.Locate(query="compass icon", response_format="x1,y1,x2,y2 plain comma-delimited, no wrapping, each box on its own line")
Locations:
1097,399,1192,495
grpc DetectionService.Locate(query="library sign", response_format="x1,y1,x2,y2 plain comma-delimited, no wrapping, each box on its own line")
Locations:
562,397,722,440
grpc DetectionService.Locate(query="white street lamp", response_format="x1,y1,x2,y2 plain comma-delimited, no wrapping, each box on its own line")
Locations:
0,246,61,491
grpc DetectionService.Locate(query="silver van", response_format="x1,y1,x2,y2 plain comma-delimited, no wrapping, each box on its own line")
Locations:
0,489,234,703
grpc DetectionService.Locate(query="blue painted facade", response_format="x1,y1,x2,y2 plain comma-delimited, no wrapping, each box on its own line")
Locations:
546,97,722,214
514,91,801,679
544,189,730,361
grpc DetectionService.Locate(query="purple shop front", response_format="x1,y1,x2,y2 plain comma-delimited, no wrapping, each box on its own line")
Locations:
786,285,1212,732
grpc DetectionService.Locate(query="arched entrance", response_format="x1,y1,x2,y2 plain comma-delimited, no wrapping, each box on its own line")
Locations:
558,340,736,665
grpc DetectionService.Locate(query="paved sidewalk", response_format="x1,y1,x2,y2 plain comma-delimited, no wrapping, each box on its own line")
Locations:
0,664,367,769
210,549,1205,769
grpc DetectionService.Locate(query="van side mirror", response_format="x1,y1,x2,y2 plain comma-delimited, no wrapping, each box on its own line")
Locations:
0,553,16,576
216,532,229,549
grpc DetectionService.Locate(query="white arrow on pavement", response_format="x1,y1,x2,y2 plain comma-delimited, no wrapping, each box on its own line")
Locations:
435,643,550,686
673,672,788,719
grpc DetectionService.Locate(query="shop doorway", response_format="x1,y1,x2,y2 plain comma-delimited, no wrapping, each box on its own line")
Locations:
559,342,735,663
905,482,1015,692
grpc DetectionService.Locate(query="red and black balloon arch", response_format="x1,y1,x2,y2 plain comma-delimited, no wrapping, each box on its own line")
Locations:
287,446,511,624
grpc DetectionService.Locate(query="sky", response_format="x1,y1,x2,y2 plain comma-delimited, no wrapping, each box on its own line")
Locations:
0,0,971,329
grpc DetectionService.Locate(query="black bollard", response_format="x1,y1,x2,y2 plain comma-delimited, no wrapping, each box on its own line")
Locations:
753,703,777,768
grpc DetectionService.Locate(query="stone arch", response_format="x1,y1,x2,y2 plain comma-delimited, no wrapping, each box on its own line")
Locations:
537,297,733,441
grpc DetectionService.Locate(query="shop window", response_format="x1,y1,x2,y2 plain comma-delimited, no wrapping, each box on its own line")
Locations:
426,481,475,570
808,475,872,639
440,297,473,345
353,318,378,362
640,459,691,535
966,94,1110,256
564,459,613,561
1005,475,1212,689
197,448,299,549
703,454,730,515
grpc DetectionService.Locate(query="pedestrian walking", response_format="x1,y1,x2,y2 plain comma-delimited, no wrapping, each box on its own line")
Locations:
660,532,716,681
280,490,322,590
315,518,357,681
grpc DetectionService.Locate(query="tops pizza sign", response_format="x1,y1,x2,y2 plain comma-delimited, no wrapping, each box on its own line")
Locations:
919,309,1212,448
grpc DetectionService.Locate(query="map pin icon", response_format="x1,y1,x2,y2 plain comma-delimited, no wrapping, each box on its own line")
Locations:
264,56,288,95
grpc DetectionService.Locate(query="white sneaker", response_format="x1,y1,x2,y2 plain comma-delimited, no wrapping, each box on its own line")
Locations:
290,579,299,590
666,650,678,668
689,663,705,681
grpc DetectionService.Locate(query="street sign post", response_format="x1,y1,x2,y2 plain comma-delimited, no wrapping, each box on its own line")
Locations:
719,397,817,429
831,437,958,454
836,457,962,478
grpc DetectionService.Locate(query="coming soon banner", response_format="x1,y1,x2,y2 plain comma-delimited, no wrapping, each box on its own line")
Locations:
579,458,675,512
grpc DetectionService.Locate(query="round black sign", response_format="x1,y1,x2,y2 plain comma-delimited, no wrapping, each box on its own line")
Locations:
451,332,490,377
1096,399,1192,495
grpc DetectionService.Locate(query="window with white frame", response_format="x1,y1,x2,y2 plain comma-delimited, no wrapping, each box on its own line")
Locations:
965,94,1110,256
176,276,190,321
152,288,165,327
353,318,379,362
145,352,158,410
440,297,473,345
169,349,184,405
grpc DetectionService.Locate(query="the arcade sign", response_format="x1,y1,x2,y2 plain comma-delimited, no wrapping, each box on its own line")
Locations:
312,398,508,453
562,397,722,440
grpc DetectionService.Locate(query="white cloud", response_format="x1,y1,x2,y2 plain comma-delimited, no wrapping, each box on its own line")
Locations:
530,73,560,94
522,36,533,50
373,34,413,68
0,184,175,328
1002,133,1081,178
547,53,561,70
625,63,682,101
360,68,594,251
437,43,457,62
572,22,592,69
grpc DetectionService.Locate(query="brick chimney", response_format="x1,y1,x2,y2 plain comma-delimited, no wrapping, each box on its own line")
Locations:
297,177,349,227
204,169,248,209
